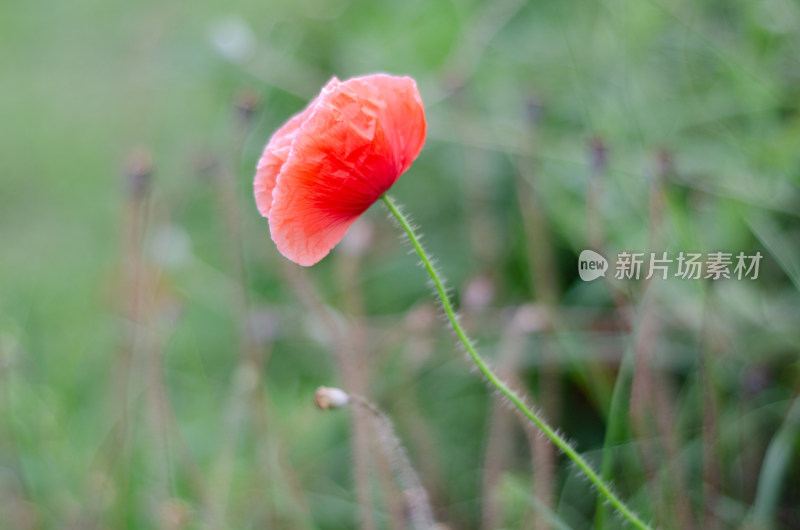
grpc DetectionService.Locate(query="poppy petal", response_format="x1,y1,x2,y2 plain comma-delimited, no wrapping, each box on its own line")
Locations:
253,78,341,218
257,74,426,266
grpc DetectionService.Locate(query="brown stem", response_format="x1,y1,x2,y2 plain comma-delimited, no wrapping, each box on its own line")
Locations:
351,395,436,530
335,234,380,530
106,149,153,528
283,263,378,529
628,152,695,530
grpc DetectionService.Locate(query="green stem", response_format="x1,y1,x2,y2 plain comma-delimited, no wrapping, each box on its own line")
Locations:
381,193,652,530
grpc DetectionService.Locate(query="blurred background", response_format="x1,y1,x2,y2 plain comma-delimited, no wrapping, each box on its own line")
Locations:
1,0,800,528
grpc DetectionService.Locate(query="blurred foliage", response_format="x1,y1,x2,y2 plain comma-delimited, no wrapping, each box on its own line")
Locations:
1,0,800,528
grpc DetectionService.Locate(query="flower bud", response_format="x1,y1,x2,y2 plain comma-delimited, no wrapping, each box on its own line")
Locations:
314,386,350,410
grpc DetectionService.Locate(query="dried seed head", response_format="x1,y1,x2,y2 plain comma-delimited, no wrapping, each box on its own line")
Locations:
124,148,152,198
655,148,674,181
524,95,544,127
589,136,608,176
314,386,350,410
235,89,260,125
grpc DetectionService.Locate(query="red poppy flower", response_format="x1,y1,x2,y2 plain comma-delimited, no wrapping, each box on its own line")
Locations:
254,74,426,266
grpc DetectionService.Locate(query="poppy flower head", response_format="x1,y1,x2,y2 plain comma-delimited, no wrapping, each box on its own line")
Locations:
254,74,426,266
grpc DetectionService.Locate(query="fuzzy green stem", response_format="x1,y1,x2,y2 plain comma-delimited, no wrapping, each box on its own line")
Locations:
380,193,652,530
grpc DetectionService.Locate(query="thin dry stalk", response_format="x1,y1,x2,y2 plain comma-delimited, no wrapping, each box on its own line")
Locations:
628,294,669,522
699,293,722,530
586,137,632,331
104,149,153,527
145,301,176,503
585,143,657,506
335,225,381,530
585,141,693,528
512,116,563,529
515,172,558,308
628,155,694,530
351,395,437,530
514,135,562,529
515,137,612,411
208,96,313,528
629,290,694,529
282,262,378,530
373,429,409,530
208,102,273,525
392,307,451,523
103,152,219,528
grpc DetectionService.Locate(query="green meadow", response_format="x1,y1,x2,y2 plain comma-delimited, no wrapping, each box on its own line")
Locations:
1,0,799,528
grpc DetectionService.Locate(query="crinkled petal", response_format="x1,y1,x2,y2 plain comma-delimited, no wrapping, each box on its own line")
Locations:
254,78,340,218
358,74,426,175
262,74,426,266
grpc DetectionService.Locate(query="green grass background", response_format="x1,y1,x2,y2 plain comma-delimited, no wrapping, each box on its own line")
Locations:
1,0,799,528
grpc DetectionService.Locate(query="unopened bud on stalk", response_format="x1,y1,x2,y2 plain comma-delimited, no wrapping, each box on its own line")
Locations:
314,386,350,410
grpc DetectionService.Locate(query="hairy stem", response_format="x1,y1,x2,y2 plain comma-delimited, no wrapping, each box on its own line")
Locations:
380,193,651,530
